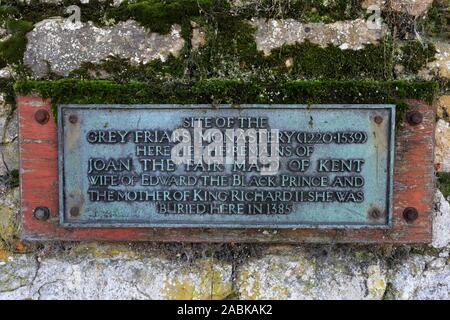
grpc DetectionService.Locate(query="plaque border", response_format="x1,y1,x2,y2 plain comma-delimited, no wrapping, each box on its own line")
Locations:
18,96,435,243
57,104,395,229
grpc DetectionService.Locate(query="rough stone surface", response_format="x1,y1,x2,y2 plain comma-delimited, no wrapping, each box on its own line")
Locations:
191,21,207,51
0,141,17,178
0,95,7,145
435,119,450,172
437,95,450,120
24,18,185,77
0,96,17,178
387,250,449,299
236,247,387,300
389,0,435,17
0,188,20,249
1,108,17,146
251,18,387,55
0,252,233,300
0,240,448,300
0,253,37,295
433,191,450,249
361,0,387,9
429,42,450,80
0,68,11,79
0,100,19,176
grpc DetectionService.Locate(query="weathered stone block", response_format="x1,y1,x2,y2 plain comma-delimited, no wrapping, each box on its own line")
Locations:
0,188,20,249
389,0,435,17
252,18,387,55
0,253,233,300
437,95,450,120
435,119,450,172
432,191,450,249
387,251,449,299
236,248,387,300
24,19,185,77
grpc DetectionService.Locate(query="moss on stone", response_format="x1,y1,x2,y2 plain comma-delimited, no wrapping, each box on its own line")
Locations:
126,0,214,33
437,172,450,198
14,79,438,132
233,0,364,23
69,55,187,82
237,270,260,299
0,34,27,66
0,19,32,66
0,190,20,251
162,259,233,299
192,79,261,104
421,0,449,39
0,0,442,84
0,79,16,106
401,41,437,74
1,169,19,189
186,12,396,81
68,36,414,86
68,242,138,258
1,1,441,132
0,3,30,72
10,0,119,26
267,40,394,80
14,79,438,104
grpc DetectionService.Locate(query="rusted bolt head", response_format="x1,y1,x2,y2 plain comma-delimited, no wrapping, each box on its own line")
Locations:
33,207,50,221
34,109,50,125
68,114,78,124
403,207,418,222
369,208,382,219
406,111,423,125
374,115,383,124
70,207,80,217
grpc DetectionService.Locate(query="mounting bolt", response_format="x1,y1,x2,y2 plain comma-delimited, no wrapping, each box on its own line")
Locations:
33,207,50,221
369,208,382,219
374,115,383,124
34,109,49,125
68,114,78,124
406,111,423,125
403,207,418,222
70,206,80,217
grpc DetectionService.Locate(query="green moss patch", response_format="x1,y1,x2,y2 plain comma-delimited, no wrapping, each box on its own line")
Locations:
14,79,438,128
262,40,394,80
125,0,213,33
0,15,33,66
0,78,16,106
71,37,398,83
437,172,450,198
401,41,437,74
421,0,449,39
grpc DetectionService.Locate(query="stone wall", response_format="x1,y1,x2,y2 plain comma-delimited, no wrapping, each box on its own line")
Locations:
0,0,449,299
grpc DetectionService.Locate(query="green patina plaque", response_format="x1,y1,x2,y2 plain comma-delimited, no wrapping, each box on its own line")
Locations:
58,104,395,228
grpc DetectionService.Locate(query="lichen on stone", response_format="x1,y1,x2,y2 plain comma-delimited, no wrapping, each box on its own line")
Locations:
252,18,387,55
0,188,20,251
24,18,185,77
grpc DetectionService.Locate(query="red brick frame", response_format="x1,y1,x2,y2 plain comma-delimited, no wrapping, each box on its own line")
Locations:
18,95,435,242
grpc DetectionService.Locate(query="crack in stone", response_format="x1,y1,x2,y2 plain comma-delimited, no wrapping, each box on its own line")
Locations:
36,280,64,300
